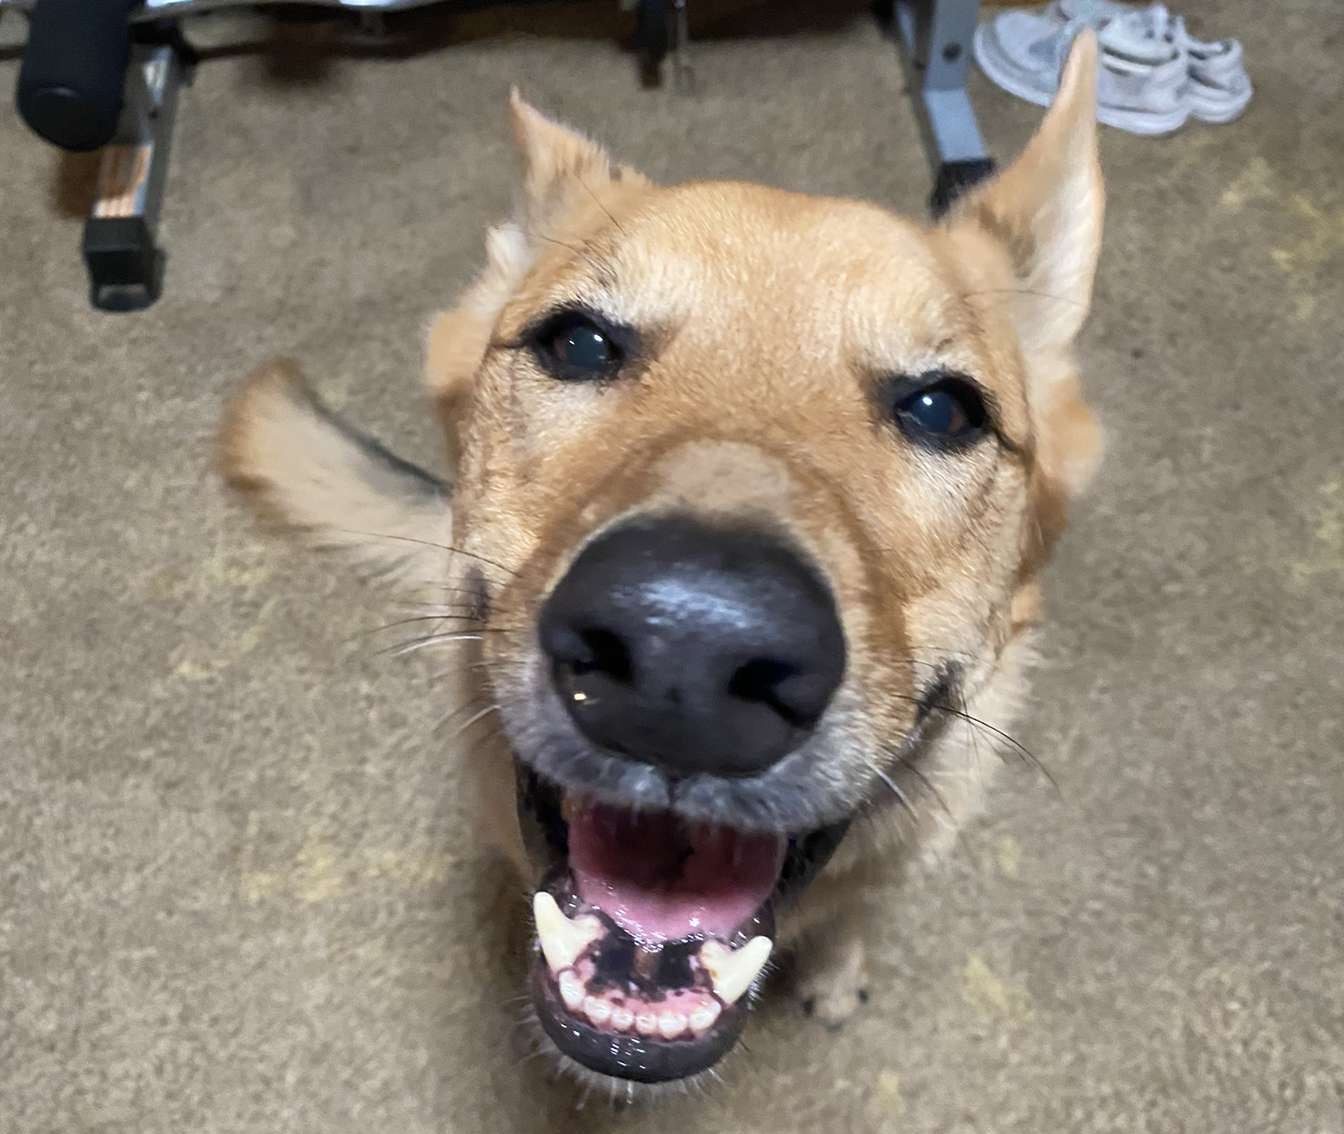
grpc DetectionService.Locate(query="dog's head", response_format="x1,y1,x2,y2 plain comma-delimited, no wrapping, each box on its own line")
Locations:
221,34,1102,1088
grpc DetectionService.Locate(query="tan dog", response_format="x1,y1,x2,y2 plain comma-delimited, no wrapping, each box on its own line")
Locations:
220,32,1103,1089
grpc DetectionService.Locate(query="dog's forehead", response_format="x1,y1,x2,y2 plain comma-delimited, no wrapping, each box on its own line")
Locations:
519,182,979,366
614,183,957,342
499,180,1031,440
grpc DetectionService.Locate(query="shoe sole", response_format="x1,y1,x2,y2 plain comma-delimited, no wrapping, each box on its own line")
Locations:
973,23,1190,136
1187,85,1253,124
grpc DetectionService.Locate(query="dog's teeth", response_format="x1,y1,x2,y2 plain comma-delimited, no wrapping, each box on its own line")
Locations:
532,891,601,973
700,935,773,1005
689,1000,721,1034
558,970,585,1011
658,1012,688,1040
583,997,612,1027
635,1011,659,1036
611,1006,635,1032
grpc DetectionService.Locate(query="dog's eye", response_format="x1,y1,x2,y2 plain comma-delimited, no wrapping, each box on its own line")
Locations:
890,375,988,447
532,312,624,380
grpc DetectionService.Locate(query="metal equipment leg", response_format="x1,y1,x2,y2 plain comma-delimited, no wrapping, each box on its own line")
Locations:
81,40,185,312
893,0,996,216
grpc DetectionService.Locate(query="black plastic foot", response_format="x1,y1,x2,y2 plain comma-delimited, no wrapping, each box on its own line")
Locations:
930,157,997,218
636,0,669,88
83,216,164,312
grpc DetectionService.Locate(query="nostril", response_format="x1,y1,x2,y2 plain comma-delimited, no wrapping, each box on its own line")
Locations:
728,658,819,728
541,620,634,684
575,628,634,683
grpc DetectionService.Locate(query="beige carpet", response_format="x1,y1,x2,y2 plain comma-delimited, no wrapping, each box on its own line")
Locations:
3,1,1342,1130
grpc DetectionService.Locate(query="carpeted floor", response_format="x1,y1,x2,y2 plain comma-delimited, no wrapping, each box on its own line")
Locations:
2,2,1341,1131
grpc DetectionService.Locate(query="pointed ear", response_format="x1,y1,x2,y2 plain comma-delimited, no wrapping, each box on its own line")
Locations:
951,31,1104,355
507,89,650,228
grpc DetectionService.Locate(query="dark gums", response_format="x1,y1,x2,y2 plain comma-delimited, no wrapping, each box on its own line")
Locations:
532,963,745,1084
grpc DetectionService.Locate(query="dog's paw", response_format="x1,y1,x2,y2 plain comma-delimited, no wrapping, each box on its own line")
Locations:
797,940,869,1029
800,983,869,1029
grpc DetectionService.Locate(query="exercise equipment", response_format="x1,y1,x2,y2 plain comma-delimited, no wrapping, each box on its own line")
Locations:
3,0,991,311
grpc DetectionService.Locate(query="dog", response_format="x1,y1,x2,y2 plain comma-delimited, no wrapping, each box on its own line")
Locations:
218,32,1103,1090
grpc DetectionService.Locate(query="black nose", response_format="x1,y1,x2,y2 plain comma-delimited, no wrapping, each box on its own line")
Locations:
538,516,846,777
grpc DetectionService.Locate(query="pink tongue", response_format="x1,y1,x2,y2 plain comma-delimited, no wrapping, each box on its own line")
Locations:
569,802,784,945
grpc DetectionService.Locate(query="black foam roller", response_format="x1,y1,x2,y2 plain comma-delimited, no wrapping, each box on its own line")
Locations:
16,0,137,152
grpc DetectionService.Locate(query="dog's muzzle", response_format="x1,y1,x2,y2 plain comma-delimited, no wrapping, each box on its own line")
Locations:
513,515,851,1082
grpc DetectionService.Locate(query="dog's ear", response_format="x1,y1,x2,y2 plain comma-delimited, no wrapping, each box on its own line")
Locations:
947,33,1104,551
950,31,1103,359
219,359,451,586
425,95,649,442
508,89,650,230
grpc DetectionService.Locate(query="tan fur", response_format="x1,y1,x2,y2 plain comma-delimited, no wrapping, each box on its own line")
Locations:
219,34,1103,1053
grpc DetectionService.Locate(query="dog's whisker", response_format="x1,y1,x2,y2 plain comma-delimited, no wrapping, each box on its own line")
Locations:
426,660,506,685
882,745,952,817
577,169,627,236
376,632,486,659
512,1044,554,1070
447,702,502,743
394,585,499,604
365,615,529,640
374,625,528,660
350,615,487,647
431,692,492,735
459,723,509,763
332,527,521,581
892,693,1057,791
523,226,612,282
873,767,918,823
575,1079,594,1111
957,285,1088,312
903,752,956,816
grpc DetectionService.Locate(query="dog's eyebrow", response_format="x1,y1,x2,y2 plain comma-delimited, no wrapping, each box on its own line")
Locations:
490,298,639,353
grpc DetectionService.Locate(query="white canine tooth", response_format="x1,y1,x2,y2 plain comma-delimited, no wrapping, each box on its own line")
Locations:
658,1012,688,1040
689,1000,721,1034
700,935,773,1005
532,891,601,973
583,996,612,1026
699,940,729,967
558,970,585,1011
611,1006,635,1032
635,1011,659,1036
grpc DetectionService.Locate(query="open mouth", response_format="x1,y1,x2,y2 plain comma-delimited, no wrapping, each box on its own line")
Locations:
519,766,847,1083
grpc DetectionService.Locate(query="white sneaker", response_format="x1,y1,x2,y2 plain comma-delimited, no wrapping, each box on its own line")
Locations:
1171,16,1253,123
974,3,1189,135
975,3,1252,134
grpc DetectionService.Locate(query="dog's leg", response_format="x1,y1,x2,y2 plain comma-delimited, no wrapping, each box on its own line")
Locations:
794,911,871,1029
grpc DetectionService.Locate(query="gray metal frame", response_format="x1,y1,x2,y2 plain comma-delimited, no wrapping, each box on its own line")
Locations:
895,0,988,168
6,0,994,308
892,0,995,213
81,42,184,310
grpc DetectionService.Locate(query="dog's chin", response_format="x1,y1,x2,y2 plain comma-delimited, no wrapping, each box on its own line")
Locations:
514,764,849,1084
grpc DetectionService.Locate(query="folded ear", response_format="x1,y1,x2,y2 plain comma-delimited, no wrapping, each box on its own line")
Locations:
950,30,1104,357
508,89,650,231
218,359,452,587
